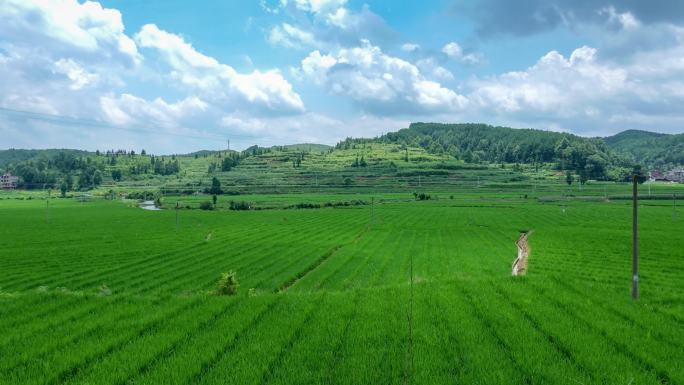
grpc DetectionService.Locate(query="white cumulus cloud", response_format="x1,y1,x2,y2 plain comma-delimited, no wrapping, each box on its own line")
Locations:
442,41,483,64
296,40,466,114
0,0,140,65
268,23,319,49
135,24,304,114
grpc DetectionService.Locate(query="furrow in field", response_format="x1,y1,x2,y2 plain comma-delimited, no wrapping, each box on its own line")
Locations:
545,275,684,350
257,294,328,385
120,212,356,292
127,295,277,385
42,298,204,385
187,296,290,385
0,298,148,372
279,226,369,292
0,298,198,385
62,297,246,385
514,279,680,384
455,281,544,385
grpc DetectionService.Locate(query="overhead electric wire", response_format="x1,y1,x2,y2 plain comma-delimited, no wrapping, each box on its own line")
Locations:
0,106,287,147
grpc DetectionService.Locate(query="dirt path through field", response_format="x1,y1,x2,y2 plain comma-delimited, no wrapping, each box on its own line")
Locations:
512,231,531,276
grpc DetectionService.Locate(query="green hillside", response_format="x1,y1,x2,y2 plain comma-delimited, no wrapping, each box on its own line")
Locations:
605,129,684,167
0,149,91,170
347,123,633,181
3,123,682,195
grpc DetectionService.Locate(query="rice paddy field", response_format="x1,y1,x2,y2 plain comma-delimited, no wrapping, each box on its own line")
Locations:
1,186,683,385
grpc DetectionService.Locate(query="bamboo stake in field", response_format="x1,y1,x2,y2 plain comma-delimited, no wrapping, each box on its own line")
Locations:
674,193,677,221
632,175,638,301
175,201,179,230
370,197,374,226
45,188,50,224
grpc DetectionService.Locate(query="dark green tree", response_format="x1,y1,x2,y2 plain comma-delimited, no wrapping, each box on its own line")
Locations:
579,169,588,185
209,177,222,195
632,165,648,184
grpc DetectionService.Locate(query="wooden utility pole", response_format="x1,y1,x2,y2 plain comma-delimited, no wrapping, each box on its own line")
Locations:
632,175,638,300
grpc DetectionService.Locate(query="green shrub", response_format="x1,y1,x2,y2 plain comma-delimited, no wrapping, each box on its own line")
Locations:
413,192,431,201
216,271,239,296
199,201,214,210
229,201,251,210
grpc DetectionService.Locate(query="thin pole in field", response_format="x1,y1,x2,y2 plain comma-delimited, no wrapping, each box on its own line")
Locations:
370,197,374,226
632,175,638,301
45,188,50,224
175,200,179,230
561,188,566,214
674,193,677,221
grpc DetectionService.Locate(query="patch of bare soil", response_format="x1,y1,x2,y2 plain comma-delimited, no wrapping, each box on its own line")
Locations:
512,231,532,276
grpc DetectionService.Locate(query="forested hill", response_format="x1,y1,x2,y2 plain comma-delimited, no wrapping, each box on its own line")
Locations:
605,130,684,167
0,149,91,169
339,123,631,180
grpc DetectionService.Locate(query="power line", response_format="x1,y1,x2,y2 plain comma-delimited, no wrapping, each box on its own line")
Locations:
0,106,286,146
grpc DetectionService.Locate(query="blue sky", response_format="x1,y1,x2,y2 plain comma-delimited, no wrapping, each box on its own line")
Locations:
1,0,684,153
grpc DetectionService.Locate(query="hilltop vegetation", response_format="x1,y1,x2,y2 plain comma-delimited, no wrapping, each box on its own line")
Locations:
342,123,635,181
605,129,684,168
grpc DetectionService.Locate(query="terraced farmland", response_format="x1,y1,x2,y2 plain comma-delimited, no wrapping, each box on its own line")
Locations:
1,192,683,385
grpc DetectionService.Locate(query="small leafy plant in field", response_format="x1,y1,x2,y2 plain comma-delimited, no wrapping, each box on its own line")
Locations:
98,284,112,296
199,201,214,210
216,271,239,296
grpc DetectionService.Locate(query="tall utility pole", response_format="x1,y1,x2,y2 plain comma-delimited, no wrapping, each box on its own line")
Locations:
227,139,230,151
632,175,639,300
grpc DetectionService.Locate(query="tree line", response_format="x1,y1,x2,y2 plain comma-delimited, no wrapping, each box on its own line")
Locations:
4,151,182,191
